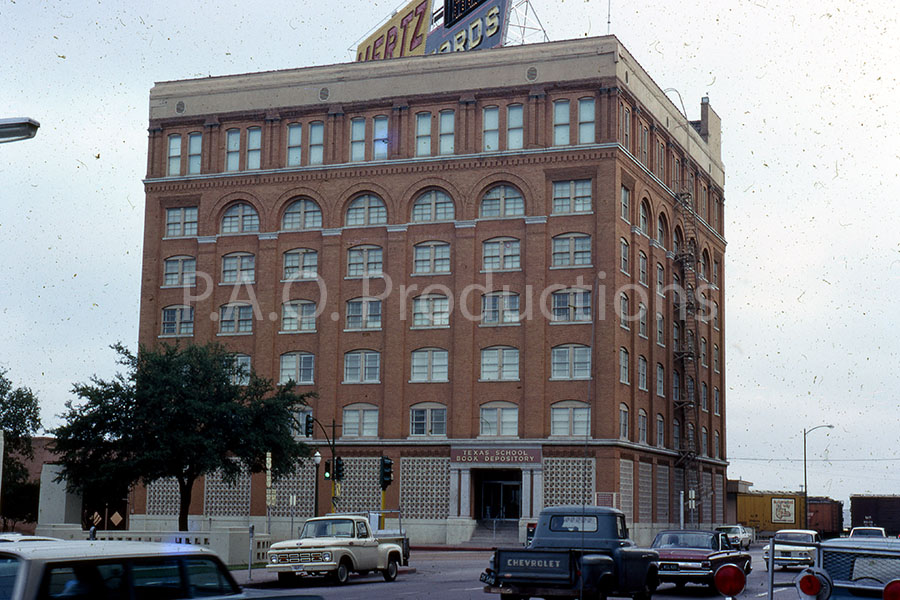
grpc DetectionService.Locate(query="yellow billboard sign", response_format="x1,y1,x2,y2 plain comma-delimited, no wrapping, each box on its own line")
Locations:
357,0,432,61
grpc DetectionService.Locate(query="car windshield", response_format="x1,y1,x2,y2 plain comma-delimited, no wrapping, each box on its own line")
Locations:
852,529,885,537
775,532,814,542
717,527,740,534
0,555,21,600
653,532,717,549
299,519,355,539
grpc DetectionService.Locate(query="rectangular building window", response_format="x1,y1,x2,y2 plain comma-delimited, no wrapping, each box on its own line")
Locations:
552,180,592,214
410,407,446,436
578,98,595,144
415,112,431,157
187,132,202,174
287,123,302,166
343,407,379,436
483,106,499,151
439,110,455,155
225,129,240,171
553,99,570,146
373,115,389,160
246,127,261,169
507,104,523,150
165,207,198,237
167,134,182,176
309,121,324,165
350,117,365,162
344,351,380,384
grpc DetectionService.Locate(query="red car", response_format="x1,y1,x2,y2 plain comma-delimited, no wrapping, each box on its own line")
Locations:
651,529,752,589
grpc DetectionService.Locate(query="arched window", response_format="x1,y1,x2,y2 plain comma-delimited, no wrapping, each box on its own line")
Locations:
480,346,519,381
656,363,665,397
282,198,322,230
550,400,590,436
413,241,451,274
222,252,255,284
620,239,630,273
638,409,648,444
219,303,253,334
701,382,709,411
481,291,520,324
283,248,318,280
164,255,196,287
281,300,317,332
639,201,650,235
279,352,314,384
619,347,629,383
346,194,387,226
342,402,379,437
639,251,648,285
674,228,684,254
347,245,383,278
551,344,591,380
656,414,665,447
480,185,524,218
480,401,518,437
343,350,380,384
346,297,382,330
551,288,591,322
410,347,449,382
552,233,591,267
221,202,259,234
714,431,721,459
673,419,681,450
701,426,709,456
410,402,447,437
638,355,648,390
483,237,520,271
657,214,668,246
231,354,251,385
619,404,629,439
412,294,450,327
411,190,455,222
161,305,193,336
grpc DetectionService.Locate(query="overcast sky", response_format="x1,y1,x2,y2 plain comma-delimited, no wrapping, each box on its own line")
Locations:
1,0,898,508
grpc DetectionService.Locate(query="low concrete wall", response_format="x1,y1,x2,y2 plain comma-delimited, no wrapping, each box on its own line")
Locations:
36,524,273,567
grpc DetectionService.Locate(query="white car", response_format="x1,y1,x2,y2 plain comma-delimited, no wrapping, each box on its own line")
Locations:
0,540,282,599
849,526,887,538
763,529,821,570
715,525,752,550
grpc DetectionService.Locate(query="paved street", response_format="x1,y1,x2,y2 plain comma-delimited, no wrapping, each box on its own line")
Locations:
240,544,802,600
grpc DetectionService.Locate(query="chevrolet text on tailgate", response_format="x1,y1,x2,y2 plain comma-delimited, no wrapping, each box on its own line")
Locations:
480,505,659,600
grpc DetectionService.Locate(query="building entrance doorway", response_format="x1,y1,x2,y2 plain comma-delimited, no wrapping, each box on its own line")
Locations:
474,469,521,520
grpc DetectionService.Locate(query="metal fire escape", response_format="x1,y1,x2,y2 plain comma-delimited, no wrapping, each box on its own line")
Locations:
674,174,703,527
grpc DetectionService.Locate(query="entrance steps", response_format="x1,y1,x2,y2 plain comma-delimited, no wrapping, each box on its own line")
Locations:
468,519,522,547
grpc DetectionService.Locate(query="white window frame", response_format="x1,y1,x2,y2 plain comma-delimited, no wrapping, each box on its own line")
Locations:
413,241,451,275
282,198,323,230
219,303,253,334
409,403,447,437
287,123,302,166
550,400,590,437
482,106,499,151
167,134,182,176
415,111,431,157
411,189,455,222
552,99,570,146
410,348,449,382
246,126,261,170
439,110,454,155
412,294,450,328
480,346,519,381
619,404,629,440
166,207,198,237
638,410,648,444
656,414,665,447
222,252,255,284
342,403,379,437
619,347,629,384
656,363,665,397
479,402,518,437
481,292,520,325
283,248,318,281
578,97,595,144
480,185,524,218
620,239,629,273
279,352,315,384
221,203,259,234
551,344,591,380
347,245,383,278
343,351,380,384
350,117,366,162
225,128,240,172
373,115,389,160
346,298,382,330
346,194,387,227
638,355,648,391
552,180,592,214
231,354,251,386
482,237,520,271
507,104,523,150
281,300,317,332
308,121,324,165
161,305,193,336
551,289,591,323
163,256,196,287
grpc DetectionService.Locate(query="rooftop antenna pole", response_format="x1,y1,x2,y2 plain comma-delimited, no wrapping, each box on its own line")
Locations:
607,0,612,34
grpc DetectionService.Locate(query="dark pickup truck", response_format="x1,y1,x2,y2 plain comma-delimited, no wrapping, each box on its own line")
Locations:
480,505,659,600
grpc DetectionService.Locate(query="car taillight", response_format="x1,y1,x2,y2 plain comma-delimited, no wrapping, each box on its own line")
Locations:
795,568,832,600
883,580,900,600
714,563,746,597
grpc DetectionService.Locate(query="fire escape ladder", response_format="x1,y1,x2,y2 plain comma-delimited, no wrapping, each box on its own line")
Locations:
675,188,703,525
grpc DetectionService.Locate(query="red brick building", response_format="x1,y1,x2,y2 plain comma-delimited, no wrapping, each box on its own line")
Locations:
136,35,726,544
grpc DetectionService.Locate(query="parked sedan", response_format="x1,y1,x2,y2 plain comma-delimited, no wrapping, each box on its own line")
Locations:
651,530,752,588
715,525,752,549
763,529,820,570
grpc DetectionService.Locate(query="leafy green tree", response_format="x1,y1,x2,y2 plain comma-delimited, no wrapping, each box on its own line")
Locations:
52,343,313,531
0,369,42,531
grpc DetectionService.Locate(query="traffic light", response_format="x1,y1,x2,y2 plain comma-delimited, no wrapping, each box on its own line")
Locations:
379,456,393,490
323,460,331,480
304,413,314,437
334,457,345,481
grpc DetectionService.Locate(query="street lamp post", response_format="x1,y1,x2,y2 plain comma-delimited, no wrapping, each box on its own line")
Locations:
313,451,322,518
803,424,834,529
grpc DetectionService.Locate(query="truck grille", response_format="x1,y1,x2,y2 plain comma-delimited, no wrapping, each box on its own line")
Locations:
273,551,328,564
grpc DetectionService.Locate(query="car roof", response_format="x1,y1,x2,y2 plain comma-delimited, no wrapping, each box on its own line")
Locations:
0,541,220,561
775,529,818,535
0,534,62,543
540,505,624,517
825,538,900,549
657,529,717,535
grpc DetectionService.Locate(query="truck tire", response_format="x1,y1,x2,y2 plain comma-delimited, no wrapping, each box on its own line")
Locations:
382,555,399,582
277,572,297,586
332,560,350,584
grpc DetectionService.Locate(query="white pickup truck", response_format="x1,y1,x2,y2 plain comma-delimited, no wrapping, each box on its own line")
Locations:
267,515,409,585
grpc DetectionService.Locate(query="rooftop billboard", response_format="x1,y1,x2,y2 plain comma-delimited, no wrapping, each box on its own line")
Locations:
424,0,508,54
356,0,432,61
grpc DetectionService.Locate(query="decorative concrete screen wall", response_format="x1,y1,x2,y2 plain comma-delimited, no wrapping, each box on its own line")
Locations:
714,474,725,523
146,478,178,516
656,464,670,523
619,459,634,522
543,457,596,508
270,461,316,518
638,463,653,523
702,472,713,523
204,469,250,516
336,457,381,513
400,457,450,519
